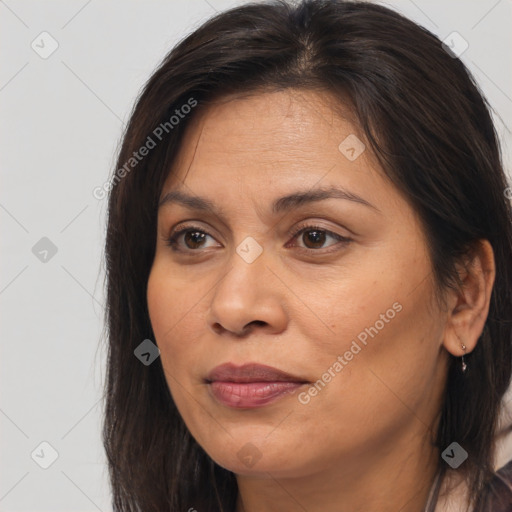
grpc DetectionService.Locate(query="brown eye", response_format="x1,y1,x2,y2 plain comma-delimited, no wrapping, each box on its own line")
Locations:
301,229,327,249
288,224,352,253
166,225,219,252
183,230,207,249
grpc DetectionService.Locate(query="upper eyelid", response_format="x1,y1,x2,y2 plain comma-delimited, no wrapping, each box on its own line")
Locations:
166,213,354,234
169,221,344,237
287,224,349,241
167,223,350,247
169,225,219,243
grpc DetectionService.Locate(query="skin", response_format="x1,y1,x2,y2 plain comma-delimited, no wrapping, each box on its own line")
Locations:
146,89,495,512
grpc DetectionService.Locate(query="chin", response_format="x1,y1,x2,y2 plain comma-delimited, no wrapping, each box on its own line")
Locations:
204,440,308,478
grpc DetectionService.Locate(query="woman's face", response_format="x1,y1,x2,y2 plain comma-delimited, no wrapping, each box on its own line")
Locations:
147,89,449,478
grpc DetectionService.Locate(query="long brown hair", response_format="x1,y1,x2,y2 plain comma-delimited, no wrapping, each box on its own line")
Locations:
101,1,512,510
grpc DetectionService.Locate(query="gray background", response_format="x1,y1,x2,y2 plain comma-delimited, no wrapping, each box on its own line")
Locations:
1,0,511,510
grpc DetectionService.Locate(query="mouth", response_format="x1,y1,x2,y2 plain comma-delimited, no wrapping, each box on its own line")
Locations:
205,363,310,409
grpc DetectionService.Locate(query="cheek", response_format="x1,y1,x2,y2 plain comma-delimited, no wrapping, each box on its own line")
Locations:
293,252,441,412
147,265,207,417
339,290,440,413
147,264,202,361
291,302,440,457
285,263,406,368
147,268,173,342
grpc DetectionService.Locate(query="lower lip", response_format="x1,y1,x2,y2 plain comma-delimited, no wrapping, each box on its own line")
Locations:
208,381,306,408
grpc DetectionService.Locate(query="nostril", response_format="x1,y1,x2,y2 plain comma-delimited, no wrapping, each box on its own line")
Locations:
247,320,266,328
211,320,268,337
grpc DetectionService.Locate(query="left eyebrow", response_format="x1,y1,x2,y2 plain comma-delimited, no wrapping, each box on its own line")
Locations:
158,185,380,215
271,186,380,214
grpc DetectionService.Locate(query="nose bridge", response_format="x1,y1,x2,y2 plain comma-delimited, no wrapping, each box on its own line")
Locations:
235,234,265,266
206,236,287,335
214,235,268,309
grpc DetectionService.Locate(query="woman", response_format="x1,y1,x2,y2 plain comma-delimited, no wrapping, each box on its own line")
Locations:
101,1,512,510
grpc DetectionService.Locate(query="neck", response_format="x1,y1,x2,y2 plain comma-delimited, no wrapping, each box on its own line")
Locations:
235,425,440,512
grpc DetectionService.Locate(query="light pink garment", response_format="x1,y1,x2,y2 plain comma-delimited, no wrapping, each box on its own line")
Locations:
431,385,512,511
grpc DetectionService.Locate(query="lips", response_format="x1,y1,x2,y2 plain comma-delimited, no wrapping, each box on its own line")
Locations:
205,363,309,408
205,362,309,384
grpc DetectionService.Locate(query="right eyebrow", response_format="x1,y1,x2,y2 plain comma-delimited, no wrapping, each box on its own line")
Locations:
158,185,380,216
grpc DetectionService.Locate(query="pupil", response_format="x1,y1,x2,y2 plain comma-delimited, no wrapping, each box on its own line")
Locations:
182,230,327,250
304,230,325,248
185,231,205,248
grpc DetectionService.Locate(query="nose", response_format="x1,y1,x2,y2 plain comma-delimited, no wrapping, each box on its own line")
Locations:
205,245,288,338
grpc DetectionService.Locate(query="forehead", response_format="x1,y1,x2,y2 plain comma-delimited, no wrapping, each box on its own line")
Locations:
163,89,372,186
155,90,427,249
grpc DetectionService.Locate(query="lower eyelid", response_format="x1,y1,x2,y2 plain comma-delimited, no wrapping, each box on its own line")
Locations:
165,228,217,249
292,228,353,254
288,226,351,246
166,226,352,252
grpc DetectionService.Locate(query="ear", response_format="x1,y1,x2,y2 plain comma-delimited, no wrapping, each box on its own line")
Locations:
442,239,495,357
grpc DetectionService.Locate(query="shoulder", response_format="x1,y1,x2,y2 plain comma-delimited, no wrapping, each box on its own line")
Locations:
475,460,512,512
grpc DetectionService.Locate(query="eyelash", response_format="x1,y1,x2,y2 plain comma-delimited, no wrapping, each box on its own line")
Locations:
165,222,352,255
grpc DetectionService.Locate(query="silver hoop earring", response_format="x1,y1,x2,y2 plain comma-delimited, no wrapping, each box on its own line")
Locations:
461,344,467,373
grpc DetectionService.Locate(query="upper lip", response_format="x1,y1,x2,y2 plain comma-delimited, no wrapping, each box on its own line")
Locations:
206,363,309,383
